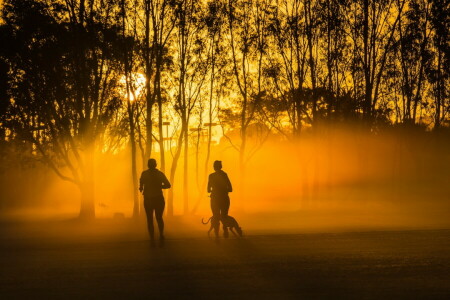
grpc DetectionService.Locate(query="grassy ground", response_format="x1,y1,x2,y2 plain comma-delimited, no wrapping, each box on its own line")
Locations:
0,218,449,299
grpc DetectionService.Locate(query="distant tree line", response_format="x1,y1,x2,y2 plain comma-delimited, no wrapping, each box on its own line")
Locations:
0,0,449,218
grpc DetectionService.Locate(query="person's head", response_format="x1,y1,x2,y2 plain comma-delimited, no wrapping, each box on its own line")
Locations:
148,158,157,169
213,160,222,171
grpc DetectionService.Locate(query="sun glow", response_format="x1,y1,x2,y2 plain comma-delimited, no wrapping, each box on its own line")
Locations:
120,73,146,102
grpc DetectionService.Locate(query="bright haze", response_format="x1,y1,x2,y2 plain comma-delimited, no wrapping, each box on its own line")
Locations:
0,0,449,234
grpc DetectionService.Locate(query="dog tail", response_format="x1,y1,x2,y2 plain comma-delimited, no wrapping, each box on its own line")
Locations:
202,217,212,225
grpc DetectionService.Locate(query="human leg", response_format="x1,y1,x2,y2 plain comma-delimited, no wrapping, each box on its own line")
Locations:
221,196,230,217
154,200,165,239
144,199,155,240
210,197,221,237
220,196,231,238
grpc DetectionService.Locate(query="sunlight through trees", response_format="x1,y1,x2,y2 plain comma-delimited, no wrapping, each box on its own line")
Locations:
0,0,449,218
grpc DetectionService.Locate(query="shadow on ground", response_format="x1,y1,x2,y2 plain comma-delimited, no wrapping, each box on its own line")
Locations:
1,217,450,299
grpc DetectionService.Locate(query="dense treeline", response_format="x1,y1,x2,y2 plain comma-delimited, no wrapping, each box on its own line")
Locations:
0,0,449,218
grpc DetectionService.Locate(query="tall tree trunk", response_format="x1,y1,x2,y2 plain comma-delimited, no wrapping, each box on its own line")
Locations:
144,0,153,168
305,0,317,125
127,96,139,218
79,144,95,219
191,48,216,215
167,124,185,216
434,50,442,129
130,131,139,218
157,76,166,172
122,0,140,219
183,121,189,215
363,0,372,123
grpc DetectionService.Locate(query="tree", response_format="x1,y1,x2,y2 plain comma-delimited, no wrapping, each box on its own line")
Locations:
120,0,142,218
427,0,450,129
141,0,176,174
225,0,269,197
394,0,432,124
347,0,406,125
190,0,228,214
168,0,208,215
1,0,123,218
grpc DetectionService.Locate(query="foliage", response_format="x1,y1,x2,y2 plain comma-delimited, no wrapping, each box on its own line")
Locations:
0,0,449,216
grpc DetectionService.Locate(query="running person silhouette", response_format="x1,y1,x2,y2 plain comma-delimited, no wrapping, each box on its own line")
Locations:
207,160,232,238
139,158,171,246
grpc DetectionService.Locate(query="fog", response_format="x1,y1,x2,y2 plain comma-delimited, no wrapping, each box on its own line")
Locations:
1,126,449,233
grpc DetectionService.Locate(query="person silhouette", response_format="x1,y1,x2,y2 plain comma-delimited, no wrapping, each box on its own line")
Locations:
207,160,232,238
139,158,171,246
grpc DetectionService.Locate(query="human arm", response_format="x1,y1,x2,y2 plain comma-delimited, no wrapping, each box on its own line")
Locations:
207,174,212,193
226,173,232,193
161,172,171,189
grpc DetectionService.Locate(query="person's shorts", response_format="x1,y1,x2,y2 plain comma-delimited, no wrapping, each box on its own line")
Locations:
144,195,165,209
211,194,230,207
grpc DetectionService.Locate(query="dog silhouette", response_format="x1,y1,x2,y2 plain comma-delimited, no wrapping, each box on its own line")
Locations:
202,215,243,237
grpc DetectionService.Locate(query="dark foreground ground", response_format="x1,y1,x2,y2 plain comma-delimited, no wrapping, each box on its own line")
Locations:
0,219,449,299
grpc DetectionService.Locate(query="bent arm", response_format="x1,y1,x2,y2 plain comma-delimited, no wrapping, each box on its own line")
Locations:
207,175,212,193
226,174,232,192
161,173,171,189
